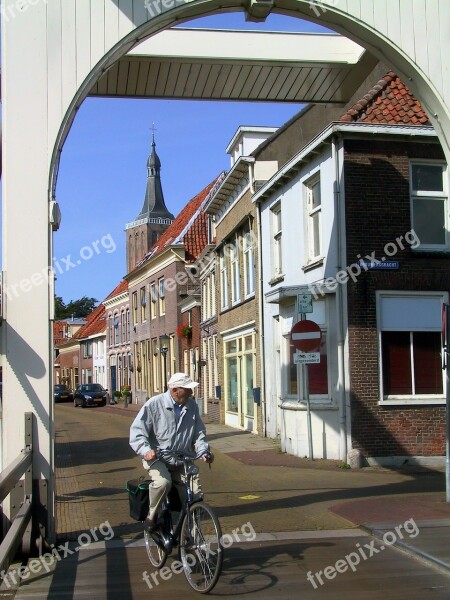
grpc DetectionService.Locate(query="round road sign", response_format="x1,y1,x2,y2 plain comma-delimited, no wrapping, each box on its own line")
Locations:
291,320,322,352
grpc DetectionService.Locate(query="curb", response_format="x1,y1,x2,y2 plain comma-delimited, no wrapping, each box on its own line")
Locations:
363,523,450,576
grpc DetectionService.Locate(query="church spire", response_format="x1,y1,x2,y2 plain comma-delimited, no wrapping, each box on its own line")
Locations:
136,131,174,221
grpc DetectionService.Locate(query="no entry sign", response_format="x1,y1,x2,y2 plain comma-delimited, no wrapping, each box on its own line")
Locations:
291,320,322,352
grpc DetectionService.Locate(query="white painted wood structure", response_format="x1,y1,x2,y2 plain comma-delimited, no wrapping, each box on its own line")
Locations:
91,28,376,102
2,0,450,540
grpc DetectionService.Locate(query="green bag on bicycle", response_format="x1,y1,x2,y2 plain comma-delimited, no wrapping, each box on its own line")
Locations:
126,478,151,521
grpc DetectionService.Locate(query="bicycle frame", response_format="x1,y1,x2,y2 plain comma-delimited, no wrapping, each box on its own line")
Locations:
144,450,223,593
150,453,202,553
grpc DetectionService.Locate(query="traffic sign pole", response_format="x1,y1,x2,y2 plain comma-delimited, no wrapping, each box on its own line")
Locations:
291,317,321,461
299,315,313,461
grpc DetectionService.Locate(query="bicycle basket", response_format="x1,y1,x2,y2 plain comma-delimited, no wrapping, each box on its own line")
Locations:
126,478,151,521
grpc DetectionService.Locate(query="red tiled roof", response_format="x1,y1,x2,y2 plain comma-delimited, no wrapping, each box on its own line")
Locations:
53,321,66,346
74,304,106,339
104,280,128,301
339,71,430,126
136,173,225,268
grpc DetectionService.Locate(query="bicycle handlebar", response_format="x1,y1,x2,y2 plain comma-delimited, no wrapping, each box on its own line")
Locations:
156,448,212,465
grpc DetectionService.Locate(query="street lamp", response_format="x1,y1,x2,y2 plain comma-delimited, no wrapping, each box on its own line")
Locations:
159,334,170,391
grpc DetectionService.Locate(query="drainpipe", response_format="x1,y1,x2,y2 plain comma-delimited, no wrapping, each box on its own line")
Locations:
332,135,348,463
249,163,267,437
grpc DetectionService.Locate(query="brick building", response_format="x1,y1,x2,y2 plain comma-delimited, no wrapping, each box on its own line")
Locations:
125,174,224,404
254,66,448,465
204,127,277,433
104,280,131,394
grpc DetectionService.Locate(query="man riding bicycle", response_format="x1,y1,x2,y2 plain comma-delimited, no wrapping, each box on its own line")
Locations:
129,373,214,529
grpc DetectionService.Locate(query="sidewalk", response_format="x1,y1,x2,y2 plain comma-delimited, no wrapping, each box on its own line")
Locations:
69,401,450,575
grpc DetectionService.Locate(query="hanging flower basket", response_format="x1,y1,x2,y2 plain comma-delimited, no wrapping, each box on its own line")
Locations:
176,324,192,339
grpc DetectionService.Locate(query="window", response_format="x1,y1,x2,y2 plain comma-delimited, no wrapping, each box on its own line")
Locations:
158,278,165,315
126,309,130,341
140,286,147,322
152,339,160,391
83,340,93,358
410,161,447,249
114,313,119,345
220,254,228,310
230,241,240,304
109,315,113,347
271,203,282,278
121,311,126,344
150,283,157,319
132,292,138,325
305,175,321,261
243,229,255,297
202,280,207,321
378,292,445,403
211,271,216,317
207,215,216,244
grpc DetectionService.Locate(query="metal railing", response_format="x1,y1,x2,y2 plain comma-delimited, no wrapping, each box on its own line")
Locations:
0,412,34,573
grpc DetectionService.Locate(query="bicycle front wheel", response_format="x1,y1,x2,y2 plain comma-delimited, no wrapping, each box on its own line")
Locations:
144,527,168,568
179,502,223,594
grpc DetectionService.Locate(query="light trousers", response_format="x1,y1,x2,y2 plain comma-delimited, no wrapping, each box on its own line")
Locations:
142,458,202,520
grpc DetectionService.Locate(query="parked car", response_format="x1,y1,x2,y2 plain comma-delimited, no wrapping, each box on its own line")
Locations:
54,384,73,403
73,384,109,408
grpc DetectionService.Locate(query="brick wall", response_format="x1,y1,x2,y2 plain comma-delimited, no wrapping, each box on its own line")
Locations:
344,138,447,457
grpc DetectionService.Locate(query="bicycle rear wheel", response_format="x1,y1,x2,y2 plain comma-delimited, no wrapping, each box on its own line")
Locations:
179,502,223,593
144,527,168,568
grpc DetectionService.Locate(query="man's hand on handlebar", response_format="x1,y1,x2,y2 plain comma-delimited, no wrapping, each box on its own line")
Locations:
144,449,157,461
201,452,214,464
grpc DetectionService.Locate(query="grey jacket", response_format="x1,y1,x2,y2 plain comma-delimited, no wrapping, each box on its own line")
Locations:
129,391,209,461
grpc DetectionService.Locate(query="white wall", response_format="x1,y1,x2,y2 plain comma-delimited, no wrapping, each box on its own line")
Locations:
259,145,345,459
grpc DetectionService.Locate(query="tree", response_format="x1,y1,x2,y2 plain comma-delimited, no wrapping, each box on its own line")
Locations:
55,296,98,320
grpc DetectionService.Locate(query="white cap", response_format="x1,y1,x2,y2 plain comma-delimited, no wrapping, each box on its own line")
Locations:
168,373,199,391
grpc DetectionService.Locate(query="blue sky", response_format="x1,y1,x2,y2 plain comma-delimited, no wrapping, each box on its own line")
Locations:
55,12,332,304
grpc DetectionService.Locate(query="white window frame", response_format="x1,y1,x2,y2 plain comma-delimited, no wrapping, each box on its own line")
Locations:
230,239,240,305
158,278,165,316
150,283,157,319
211,270,216,317
271,203,282,279
140,286,147,322
220,253,228,311
305,174,322,262
243,229,255,298
410,160,448,251
377,290,447,405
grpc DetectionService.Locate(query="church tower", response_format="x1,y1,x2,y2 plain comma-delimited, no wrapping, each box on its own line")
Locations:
125,135,174,273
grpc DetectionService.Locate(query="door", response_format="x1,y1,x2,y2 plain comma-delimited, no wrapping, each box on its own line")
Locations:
110,365,117,393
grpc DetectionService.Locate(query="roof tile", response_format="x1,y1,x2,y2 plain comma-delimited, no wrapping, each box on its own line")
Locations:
74,304,106,339
339,71,430,126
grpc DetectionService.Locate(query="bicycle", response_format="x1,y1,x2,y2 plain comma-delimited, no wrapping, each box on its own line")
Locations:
143,449,223,594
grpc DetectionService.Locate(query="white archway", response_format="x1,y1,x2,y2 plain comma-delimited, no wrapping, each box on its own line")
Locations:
2,0,450,541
